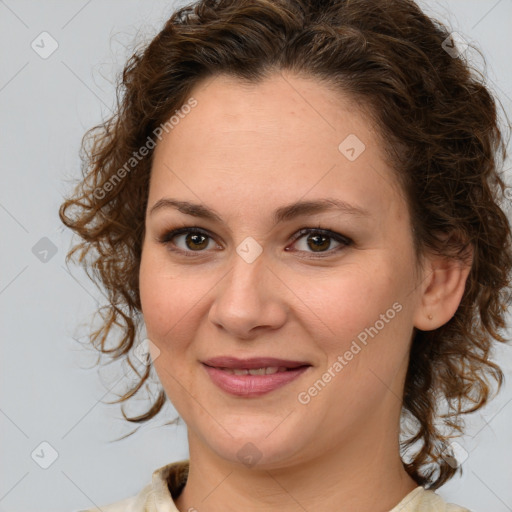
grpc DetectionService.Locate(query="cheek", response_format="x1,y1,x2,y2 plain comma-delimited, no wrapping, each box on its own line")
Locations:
139,249,200,352
293,265,411,423
296,262,401,354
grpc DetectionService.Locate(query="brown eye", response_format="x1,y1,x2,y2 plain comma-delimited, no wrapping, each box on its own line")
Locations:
158,226,352,259
183,232,209,250
288,228,352,257
305,233,331,252
159,227,217,256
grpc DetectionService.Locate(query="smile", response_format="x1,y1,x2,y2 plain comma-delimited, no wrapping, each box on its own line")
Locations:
219,366,288,375
201,357,312,397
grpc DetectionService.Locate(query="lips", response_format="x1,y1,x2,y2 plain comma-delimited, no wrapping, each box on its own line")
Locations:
201,356,312,397
202,356,310,370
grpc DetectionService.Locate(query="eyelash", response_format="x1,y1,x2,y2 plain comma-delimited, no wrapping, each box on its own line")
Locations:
157,225,353,259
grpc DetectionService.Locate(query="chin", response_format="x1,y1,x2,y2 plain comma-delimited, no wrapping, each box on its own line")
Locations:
198,425,307,470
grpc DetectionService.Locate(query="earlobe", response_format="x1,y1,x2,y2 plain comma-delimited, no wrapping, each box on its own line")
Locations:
413,244,473,331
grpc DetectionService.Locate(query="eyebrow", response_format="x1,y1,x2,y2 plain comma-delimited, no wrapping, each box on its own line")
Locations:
149,197,371,225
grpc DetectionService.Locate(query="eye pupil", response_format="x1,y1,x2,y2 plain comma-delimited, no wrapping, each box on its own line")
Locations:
308,234,330,251
186,232,208,250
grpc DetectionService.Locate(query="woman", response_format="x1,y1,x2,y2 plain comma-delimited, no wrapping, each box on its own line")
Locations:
60,0,512,510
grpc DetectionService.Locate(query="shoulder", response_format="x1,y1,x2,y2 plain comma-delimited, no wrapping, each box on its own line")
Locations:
72,460,188,512
73,483,151,512
421,489,471,512
390,486,472,512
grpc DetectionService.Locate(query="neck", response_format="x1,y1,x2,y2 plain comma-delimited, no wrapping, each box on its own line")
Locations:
174,423,419,512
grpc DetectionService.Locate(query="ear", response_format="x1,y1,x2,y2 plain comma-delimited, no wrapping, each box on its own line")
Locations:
413,243,473,331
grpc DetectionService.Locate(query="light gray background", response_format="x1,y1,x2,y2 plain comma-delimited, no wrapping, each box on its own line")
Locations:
1,1,511,511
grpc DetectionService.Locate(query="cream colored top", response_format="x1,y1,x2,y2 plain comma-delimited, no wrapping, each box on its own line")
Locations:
78,460,470,512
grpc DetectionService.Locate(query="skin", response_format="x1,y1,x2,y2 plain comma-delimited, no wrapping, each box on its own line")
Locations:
139,71,472,512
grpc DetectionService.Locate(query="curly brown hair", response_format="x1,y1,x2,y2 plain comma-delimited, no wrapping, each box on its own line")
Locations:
59,0,512,491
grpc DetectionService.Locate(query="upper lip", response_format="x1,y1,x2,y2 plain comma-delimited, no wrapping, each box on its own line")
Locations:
202,356,311,369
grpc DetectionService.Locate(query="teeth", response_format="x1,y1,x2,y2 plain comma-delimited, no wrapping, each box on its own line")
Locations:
222,366,288,375
248,368,266,375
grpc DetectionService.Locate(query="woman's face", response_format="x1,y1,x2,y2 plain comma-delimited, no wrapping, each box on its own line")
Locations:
139,72,425,469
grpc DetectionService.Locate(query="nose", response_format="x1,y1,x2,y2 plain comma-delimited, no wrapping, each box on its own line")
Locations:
207,247,288,340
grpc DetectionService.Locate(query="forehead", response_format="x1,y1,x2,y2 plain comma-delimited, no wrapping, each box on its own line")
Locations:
149,72,405,226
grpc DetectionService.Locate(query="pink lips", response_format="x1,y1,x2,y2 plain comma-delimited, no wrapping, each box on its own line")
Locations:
202,356,311,397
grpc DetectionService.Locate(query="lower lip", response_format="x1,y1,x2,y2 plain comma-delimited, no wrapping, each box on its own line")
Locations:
202,364,310,397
